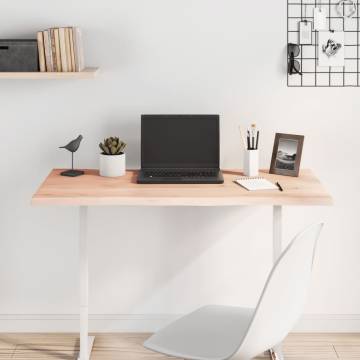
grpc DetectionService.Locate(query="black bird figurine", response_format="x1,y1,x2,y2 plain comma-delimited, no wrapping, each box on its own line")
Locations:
59,135,84,177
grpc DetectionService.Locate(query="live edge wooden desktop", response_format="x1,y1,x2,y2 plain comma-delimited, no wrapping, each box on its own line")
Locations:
31,169,332,360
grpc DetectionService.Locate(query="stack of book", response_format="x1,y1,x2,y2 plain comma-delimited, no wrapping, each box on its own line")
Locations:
36,27,84,72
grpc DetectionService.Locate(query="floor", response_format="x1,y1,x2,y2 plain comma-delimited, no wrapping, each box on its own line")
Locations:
0,333,359,359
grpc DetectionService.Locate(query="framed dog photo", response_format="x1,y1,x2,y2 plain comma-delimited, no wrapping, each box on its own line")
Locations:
270,133,304,177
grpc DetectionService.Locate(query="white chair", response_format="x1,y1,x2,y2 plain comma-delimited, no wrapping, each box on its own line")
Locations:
144,223,324,360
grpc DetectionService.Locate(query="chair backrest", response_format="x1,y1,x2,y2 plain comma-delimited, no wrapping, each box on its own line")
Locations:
237,223,323,359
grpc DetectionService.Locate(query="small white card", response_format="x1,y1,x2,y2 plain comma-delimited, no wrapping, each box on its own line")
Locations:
314,7,327,30
299,21,312,44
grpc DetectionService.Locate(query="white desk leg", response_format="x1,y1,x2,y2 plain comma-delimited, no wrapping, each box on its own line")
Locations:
271,205,285,360
273,205,282,263
78,206,95,360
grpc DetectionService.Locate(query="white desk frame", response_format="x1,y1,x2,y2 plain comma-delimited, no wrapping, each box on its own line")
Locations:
77,205,284,360
79,206,94,360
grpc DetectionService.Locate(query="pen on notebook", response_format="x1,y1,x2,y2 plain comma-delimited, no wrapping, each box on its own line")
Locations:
276,182,283,192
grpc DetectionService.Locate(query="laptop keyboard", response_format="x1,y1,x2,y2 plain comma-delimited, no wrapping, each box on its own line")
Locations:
145,169,218,178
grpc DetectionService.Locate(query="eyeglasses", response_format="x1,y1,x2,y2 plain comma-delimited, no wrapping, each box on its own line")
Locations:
288,43,302,76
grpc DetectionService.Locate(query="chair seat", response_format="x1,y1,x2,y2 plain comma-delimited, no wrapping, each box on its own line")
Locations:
144,305,255,360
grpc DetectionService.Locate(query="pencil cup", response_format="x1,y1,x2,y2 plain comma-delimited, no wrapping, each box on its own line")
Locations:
244,149,259,177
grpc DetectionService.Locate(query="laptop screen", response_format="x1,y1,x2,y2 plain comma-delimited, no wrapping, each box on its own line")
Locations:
141,115,220,169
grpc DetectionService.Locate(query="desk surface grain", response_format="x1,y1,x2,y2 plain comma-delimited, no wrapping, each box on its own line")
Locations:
31,169,333,206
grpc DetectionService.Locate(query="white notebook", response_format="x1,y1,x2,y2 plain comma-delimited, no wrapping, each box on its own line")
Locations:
235,177,278,191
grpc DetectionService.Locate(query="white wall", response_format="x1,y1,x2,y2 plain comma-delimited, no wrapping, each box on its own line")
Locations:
0,0,359,332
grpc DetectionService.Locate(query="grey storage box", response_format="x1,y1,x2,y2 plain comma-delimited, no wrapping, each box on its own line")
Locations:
0,39,39,72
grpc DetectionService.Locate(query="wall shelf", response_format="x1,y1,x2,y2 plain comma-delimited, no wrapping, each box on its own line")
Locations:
0,67,99,79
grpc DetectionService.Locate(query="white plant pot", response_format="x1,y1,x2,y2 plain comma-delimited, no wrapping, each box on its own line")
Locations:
99,153,126,177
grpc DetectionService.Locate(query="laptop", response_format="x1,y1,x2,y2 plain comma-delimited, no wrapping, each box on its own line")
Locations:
137,115,224,184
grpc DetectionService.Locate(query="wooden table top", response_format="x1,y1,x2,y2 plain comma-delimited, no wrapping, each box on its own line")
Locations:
31,169,333,207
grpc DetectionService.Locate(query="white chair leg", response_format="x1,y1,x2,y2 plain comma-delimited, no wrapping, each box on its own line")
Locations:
270,343,285,360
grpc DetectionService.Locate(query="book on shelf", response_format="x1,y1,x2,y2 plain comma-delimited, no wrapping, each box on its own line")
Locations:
73,27,85,71
36,32,46,72
69,27,76,71
65,28,72,71
54,28,62,72
58,28,68,72
49,29,58,72
36,26,85,72
42,30,53,72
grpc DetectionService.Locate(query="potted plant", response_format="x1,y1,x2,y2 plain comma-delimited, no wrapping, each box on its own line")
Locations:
99,137,127,177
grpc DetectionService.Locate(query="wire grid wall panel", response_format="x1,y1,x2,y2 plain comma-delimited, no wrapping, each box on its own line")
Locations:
287,0,360,87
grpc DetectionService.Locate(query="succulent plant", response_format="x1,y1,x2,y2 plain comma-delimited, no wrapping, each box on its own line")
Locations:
99,137,126,155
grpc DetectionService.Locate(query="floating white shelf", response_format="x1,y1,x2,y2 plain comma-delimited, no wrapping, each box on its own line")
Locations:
0,67,99,79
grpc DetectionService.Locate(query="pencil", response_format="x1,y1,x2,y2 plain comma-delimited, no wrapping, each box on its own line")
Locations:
238,125,247,150
251,123,256,150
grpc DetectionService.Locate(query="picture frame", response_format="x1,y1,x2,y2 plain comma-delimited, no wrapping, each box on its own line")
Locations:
270,133,304,177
